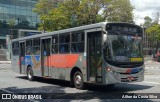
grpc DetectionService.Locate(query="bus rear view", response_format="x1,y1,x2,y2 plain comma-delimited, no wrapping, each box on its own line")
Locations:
103,23,144,84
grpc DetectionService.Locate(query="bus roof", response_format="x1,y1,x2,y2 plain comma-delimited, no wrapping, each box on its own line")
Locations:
12,22,140,42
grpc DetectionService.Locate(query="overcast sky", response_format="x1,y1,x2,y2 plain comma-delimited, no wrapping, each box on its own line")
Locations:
130,0,160,25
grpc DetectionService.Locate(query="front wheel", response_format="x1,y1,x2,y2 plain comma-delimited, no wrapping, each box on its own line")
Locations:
27,67,34,81
73,71,85,89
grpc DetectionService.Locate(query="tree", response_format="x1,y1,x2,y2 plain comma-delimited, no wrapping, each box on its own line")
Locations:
34,0,134,31
145,24,160,51
8,19,16,29
33,0,59,32
8,19,16,38
143,16,152,28
146,24,160,40
60,0,111,26
106,0,134,23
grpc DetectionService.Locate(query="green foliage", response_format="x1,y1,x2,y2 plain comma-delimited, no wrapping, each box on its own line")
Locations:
106,0,134,23
60,0,111,26
143,16,152,28
8,19,16,28
33,0,69,31
146,24,160,40
34,0,134,31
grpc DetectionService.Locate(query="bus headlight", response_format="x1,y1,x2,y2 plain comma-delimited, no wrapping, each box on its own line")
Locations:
106,67,111,72
106,67,116,75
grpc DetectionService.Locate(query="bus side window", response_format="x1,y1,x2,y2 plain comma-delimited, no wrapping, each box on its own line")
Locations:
26,40,32,55
52,35,58,54
71,33,84,53
12,42,19,55
33,39,40,55
59,34,70,53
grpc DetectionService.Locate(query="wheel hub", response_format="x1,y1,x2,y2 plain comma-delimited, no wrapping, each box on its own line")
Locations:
75,75,81,85
28,70,32,79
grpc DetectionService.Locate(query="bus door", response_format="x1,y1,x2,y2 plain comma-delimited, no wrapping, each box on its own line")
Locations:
19,42,25,74
41,38,51,77
86,29,102,83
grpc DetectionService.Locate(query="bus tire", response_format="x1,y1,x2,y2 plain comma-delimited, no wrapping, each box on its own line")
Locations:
27,67,34,81
73,71,85,89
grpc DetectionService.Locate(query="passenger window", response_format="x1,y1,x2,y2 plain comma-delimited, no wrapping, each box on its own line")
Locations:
59,34,70,53
52,35,58,53
12,42,19,55
26,40,33,55
33,39,40,55
71,33,84,53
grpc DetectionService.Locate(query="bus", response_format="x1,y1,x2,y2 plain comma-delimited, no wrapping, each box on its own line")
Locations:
7,29,42,60
11,29,42,39
11,22,144,89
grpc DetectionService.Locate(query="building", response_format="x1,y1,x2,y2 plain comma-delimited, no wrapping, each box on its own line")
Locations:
0,0,40,48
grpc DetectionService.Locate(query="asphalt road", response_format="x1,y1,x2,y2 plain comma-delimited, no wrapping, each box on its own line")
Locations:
0,62,160,102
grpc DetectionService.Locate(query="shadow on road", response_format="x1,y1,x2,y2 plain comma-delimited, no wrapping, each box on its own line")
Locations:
1,76,155,102
16,76,71,88
15,76,153,93
86,83,152,93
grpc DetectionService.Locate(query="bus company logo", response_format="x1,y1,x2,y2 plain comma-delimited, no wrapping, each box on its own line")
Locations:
2,94,11,99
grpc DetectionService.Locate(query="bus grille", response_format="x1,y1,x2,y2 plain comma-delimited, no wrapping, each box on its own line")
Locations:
119,71,139,75
121,77,138,82
118,64,142,68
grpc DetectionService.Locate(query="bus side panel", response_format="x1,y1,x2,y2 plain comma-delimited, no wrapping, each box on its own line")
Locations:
70,54,87,82
25,55,41,76
47,54,87,81
11,56,20,73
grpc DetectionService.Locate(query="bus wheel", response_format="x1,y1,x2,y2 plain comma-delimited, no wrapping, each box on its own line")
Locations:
73,71,85,89
27,67,34,81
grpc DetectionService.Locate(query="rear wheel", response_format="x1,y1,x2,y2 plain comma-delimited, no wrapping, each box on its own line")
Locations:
27,67,34,81
73,71,85,89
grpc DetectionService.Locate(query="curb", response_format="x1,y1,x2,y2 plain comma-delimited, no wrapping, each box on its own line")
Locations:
0,61,11,64
0,67,11,70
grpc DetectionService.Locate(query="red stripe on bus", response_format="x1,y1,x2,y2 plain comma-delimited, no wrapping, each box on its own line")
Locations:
44,54,79,68
125,68,132,73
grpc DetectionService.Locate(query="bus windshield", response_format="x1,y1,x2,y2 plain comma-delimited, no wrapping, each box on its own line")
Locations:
104,34,143,62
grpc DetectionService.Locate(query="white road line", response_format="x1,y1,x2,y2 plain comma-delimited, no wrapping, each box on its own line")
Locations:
145,67,160,69
1,89,39,102
1,88,13,93
143,81,160,85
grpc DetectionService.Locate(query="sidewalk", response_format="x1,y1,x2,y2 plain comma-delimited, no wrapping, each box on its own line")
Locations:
0,62,11,70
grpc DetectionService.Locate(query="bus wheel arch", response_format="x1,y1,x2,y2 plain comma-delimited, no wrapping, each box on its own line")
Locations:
26,65,34,81
70,67,85,89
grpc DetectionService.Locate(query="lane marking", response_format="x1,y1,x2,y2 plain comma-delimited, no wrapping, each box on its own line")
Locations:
145,67,160,69
143,81,160,85
1,88,13,94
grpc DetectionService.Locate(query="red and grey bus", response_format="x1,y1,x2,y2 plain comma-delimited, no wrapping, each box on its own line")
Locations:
11,22,144,89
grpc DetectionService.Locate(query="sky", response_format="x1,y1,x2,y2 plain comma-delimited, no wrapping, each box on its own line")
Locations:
130,0,160,25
